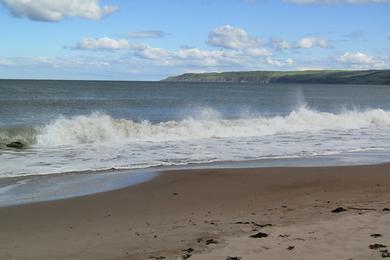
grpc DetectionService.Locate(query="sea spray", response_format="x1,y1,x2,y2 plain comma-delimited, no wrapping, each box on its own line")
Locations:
29,106,390,147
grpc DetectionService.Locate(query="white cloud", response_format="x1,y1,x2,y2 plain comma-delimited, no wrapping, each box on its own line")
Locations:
336,52,376,64
284,0,390,4
245,47,272,56
70,28,272,68
126,44,275,69
297,37,329,48
130,46,239,67
269,38,291,50
268,37,329,50
174,48,223,60
334,51,389,69
207,25,261,49
71,37,131,50
70,39,242,67
127,30,167,39
2,0,118,22
131,44,170,60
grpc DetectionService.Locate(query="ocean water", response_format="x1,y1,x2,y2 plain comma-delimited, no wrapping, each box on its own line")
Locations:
1,79,390,178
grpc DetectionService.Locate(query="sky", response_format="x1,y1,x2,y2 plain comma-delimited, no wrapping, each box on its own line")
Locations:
0,0,389,80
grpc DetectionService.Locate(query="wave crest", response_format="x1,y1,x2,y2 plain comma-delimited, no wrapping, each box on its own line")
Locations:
36,106,390,146
2,106,390,147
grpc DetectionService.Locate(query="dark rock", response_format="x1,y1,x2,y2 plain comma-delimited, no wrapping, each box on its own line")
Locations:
371,234,383,238
183,248,194,253
6,141,25,149
250,232,269,238
331,207,347,213
252,223,272,228
369,244,387,250
381,249,390,257
206,239,218,245
287,246,295,250
226,257,242,260
182,253,191,259
349,207,376,211
383,208,390,212
234,221,272,228
172,192,179,195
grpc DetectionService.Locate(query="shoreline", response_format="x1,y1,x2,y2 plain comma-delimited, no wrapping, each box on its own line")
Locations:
1,163,390,259
2,153,389,207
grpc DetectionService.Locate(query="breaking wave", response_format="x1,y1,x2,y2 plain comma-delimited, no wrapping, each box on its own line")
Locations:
2,106,390,147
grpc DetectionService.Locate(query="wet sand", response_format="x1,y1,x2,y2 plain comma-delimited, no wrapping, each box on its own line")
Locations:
1,164,390,259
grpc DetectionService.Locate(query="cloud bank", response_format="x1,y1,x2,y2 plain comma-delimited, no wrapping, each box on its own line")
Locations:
269,37,329,50
67,25,339,73
6,23,388,79
71,37,131,50
1,0,118,21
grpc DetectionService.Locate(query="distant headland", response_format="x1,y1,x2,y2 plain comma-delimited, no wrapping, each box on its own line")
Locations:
163,69,390,85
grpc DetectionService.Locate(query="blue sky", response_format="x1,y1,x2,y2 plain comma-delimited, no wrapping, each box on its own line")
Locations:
0,0,389,80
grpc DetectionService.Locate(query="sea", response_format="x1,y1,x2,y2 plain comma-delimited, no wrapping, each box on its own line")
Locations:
1,79,390,178
1,80,390,205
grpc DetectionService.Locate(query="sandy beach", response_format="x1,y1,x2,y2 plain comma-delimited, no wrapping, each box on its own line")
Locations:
1,164,390,259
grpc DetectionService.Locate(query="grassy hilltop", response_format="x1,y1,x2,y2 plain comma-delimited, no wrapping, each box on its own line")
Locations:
163,70,390,85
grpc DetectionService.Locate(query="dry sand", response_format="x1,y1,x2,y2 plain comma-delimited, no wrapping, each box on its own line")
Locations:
1,164,390,259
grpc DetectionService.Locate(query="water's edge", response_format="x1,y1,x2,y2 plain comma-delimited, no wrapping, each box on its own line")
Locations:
1,154,389,208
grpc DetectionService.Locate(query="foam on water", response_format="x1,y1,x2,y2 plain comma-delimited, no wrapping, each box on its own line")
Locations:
2,105,390,147
1,105,390,177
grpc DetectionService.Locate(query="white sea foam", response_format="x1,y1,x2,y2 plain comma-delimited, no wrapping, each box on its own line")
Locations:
34,106,390,146
2,106,390,177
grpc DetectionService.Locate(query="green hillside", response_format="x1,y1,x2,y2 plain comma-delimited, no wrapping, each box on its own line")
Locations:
163,70,390,85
